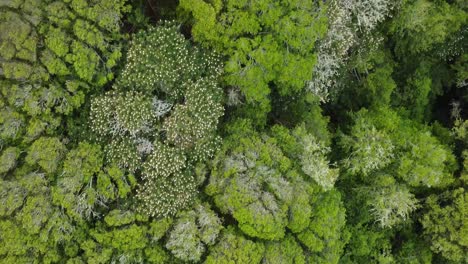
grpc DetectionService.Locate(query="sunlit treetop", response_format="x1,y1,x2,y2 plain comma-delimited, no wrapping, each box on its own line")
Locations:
89,21,224,218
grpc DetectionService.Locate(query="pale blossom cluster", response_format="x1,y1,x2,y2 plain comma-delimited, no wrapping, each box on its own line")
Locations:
119,21,223,99
164,78,223,150
90,22,224,217
137,142,195,217
90,91,154,139
104,138,141,173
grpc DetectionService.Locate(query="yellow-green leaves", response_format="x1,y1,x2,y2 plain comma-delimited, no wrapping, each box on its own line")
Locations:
26,137,65,175
180,0,328,122
421,188,468,263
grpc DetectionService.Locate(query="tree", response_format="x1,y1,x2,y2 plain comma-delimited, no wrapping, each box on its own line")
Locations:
207,120,317,240
0,147,20,175
137,142,195,217
338,107,456,233
307,0,396,101
0,171,81,262
421,188,468,263
339,107,456,188
0,180,27,217
89,21,224,217
165,202,222,262
293,125,339,191
264,235,306,264
0,0,129,153
179,0,328,123
339,110,396,177
0,0,128,85
204,227,265,264
25,137,66,175
82,211,173,263
389,0,466,57
52,142,136,220
368,183,418,228
297,189,347,264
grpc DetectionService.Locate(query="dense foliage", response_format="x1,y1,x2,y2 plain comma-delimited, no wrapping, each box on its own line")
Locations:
0,0,466,263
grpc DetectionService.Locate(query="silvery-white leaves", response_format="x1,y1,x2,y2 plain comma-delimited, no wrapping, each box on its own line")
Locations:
343,125,395,176
226,87,243,106
350,0,396,32
165,203,222,262
135,138,154,155
152,97,172,118
299,133,339,191
369,184,418,228
195,203,223,245
307,53,342,102
308,0,395,101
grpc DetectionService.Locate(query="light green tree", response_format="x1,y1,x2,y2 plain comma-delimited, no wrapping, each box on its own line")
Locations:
421,188,468,263
179,0,328,123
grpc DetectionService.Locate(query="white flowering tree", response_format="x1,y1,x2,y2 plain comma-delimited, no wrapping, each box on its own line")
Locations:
89,21,224,217
307,0,396,101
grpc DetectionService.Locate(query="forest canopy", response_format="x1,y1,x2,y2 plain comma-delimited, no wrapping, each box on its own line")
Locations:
0,0,466,263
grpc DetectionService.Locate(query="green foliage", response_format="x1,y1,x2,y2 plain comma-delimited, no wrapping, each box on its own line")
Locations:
297,189,347,264
390,0,466,56
396,129,455,188
80,213,174,263
0,0,128,126
293,125,339,190
307,0,396,101
0,106,26,142
165,202,222,262
138,142,195,217
89,22,224,218
339,47,397,109
264,234,306,264
398,62,433,121
204,227,265,264
0,147,20,175
207,120,319,240
0,171,80,262
394,227,433,264
340,107,456,188
368,183,419,228
340,113,395,177
339,107,456,230
0,180,27,217
180,0,328,122
421,188,468,263
25,137,66,175
53,142,136,220
62,142,103,181
0,0,465,262
104,210,136,227
118,21,222,98
341,225,395,263
164,78,223,154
